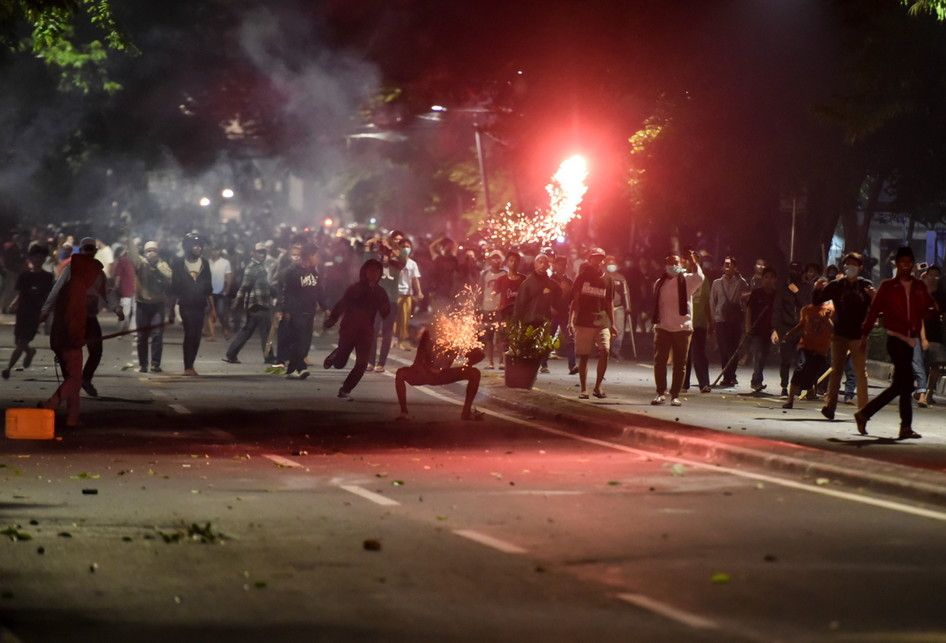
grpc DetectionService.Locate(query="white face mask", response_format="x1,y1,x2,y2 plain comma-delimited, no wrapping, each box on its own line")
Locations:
843,265,859,278
606,264,618,273
666,265,684,277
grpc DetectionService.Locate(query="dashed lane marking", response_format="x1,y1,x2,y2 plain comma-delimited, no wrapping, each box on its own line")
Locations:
168,403,191,415
408,380,946,523
617,593,718,630
263,454,303,469
337,484,401,506
453,529,527,554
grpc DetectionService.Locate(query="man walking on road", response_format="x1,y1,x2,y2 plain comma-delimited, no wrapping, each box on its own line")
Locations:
606,255,630,361
710,257,750,388
569,248,615,399
224,243,273,365
170,232,212,376
746,266,778,393
683,251,712,394
773,261,807,397
280,244,325,379
651,250,704,406
513,254,559,374
3,245,53,380
126,239,172,373
207,246,233,340
813,252,874,420
855,247,934,439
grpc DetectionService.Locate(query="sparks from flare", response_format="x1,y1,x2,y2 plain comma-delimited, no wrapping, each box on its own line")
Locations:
480,155,588,247
432,284,484,365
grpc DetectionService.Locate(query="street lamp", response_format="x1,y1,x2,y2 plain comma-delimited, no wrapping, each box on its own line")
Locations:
199,197,211,207
221,188,234,199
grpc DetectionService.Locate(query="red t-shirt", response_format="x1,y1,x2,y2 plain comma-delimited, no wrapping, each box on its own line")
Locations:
113,255,137,298
493,273,524,313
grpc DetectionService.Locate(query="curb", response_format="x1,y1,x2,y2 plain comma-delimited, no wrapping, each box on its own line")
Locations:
481,383,946,508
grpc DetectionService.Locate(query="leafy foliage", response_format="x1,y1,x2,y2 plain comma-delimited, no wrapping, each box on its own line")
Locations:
904,0,946,21
504,321,559,360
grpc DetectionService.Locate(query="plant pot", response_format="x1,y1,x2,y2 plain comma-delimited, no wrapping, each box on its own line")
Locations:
504,356,541,389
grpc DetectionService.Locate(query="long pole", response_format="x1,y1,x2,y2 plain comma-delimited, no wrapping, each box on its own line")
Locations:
790,195,797,262
473,125,492,217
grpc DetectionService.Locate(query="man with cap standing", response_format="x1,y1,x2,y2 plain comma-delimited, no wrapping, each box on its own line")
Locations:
224,243,273,365
854,247,934,439
569,248,615,399
170,232,212,375
126,238,172,373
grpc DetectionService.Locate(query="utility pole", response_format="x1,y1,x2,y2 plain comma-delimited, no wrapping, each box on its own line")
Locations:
790,195,797,262
473,125,492,217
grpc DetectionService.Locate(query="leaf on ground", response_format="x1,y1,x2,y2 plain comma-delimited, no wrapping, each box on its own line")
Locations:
815,478,830,486
710,572,731,584
669,464,686,476
1,526,32,541
392,480,404,487
435,515,449,521
607,480,621,486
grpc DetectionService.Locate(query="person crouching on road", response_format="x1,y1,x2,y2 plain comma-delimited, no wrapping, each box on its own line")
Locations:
281,244,326,379
781,279,834,409
854,246,935,439
323,259,391,399
651,250,704,406
39,245,121,427
170,232,212,376
570,248,615,399
395,326,485,421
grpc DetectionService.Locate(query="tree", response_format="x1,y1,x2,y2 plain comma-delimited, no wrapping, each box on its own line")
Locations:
904,0,946,21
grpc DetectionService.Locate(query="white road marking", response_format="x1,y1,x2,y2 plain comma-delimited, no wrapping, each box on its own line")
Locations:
617,593,718,630
409,383,946,522
337,484,401,506
490,490,584,496
453,529,527,554
263,454,303,469
168,403,191,415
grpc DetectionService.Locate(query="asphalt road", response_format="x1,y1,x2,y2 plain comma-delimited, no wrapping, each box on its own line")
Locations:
1,322,945,642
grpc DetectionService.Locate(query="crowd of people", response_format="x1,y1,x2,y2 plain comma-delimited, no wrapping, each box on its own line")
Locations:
0,220,944,438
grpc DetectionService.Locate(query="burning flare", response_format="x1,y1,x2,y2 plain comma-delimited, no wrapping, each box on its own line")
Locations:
432,285,484,365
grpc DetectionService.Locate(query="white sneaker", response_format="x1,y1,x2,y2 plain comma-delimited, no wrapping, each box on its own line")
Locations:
651,395,665,406
670,397,682,406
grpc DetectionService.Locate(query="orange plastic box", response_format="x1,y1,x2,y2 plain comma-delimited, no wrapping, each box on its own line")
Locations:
5,408,55,440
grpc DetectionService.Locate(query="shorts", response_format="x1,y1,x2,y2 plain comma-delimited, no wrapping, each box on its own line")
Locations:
14,314,41,346
574,326,610,357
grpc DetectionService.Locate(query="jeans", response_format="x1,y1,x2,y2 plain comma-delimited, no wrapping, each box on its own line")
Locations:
396,295,413,343
227,308,271,360
824,336,868,413
715,321,743,384
136,301,165,368
749,334,771,387
179,305,205,370
82,316,102,384
779,339,799,389
684,326,710,389
610,307,626,358
843,357,856,398
285,312,315,374
912,341,928,393
860,336,915,428
654,327,692,397
790,350,828,390
370,311,396,367
335,325,372,393
211,294,231,333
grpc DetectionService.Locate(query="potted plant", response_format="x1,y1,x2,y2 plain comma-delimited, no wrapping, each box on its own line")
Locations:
504,321,560,389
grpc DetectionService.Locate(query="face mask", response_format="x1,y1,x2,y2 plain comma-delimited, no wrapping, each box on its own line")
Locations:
843,265,859,278
333,256,343,263
666,265,684,277
606,264,618,273
401,247,411,257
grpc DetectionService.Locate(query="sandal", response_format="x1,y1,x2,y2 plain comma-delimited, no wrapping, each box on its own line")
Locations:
579,392,590,399
593,390,607,399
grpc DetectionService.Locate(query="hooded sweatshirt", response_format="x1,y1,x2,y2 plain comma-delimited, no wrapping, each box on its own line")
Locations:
326,259,391,333
171,256,212,309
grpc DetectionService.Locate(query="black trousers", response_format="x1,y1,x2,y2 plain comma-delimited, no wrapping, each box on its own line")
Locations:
860,335,915,429
136,301,165,368
285,313,315,374
684,326,710,389
227,308,271,360
179,305,205,370
82,316,102,383
275,317,292,364
715,321,743,383
779,339,799,389
334,325,372,393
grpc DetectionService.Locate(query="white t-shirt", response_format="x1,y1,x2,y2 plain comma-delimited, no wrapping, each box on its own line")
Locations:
655,265,704,332
398,258,421,296
480,268,506,312
95,245,114,275
209,257,232,295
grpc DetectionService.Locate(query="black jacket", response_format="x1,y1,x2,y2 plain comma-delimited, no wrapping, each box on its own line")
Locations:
171,257,213,309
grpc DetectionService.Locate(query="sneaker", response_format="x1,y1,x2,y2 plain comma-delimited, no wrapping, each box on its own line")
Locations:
1,369,9,380
298,370,310,380
780,387,788,398
782,400,794,409
820,406,835,421
138,366,148,374
700,386,712,394
539,366,550,374
222,356,241,364
751,383,767,393
568,367,579,375
651,395,666,405
670,397,682,406
898,428,922,440
82,381,98,397
323,349,338,370
374,365,385,373
150,365,163,374
498,363,505,371
842,395,855,405
485,364,495,370
338,388,352,399
23,347,36,369
853,411,868,436
183,369,198,376
367,364,375,371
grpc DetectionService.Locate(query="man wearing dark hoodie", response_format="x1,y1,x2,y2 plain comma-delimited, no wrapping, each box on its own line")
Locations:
513,254,559,373
39,240,122,426
281,244,327,379
323,259,391,399
170,232,213,375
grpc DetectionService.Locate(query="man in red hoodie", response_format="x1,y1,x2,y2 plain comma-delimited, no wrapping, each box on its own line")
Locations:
855,246,935,439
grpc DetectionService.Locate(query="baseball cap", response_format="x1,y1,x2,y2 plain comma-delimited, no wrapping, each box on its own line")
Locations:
254,242,267,252
144,241,159,252
588,247,606,258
